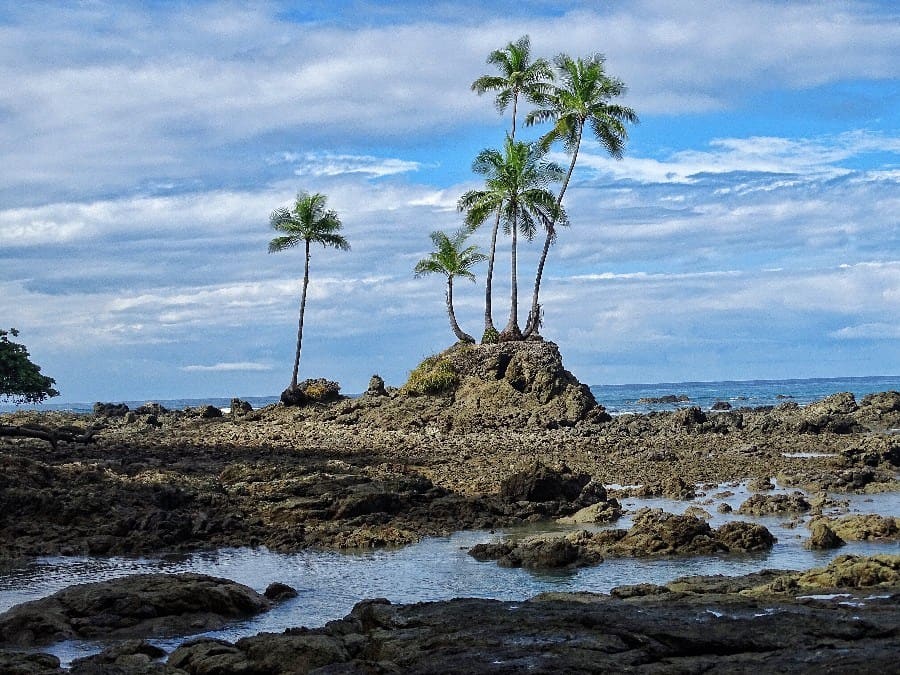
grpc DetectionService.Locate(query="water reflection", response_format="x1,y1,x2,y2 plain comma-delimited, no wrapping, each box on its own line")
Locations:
1,485,897,667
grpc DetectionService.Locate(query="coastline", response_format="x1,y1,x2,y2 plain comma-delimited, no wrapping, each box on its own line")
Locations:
1,382,898,672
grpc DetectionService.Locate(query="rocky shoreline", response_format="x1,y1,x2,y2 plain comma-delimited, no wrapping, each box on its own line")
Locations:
1,342,898,671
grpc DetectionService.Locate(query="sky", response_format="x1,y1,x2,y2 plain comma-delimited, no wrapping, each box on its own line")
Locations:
1,0,899,402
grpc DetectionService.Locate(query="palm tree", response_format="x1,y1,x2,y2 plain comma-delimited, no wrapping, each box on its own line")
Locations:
471,35,553,338
414,229,487,344
458,137,565,341
522,53,638,337
268,191,350,392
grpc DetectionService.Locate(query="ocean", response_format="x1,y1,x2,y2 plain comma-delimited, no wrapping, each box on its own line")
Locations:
3,375,899,415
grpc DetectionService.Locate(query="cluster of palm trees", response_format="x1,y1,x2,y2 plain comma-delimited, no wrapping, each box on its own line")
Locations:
416,35,638,344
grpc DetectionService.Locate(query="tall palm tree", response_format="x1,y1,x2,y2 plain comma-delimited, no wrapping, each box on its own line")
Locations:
268,191,350,392
414,229,487,344
523,53,638,337
471,35,553,338
458,137,565,341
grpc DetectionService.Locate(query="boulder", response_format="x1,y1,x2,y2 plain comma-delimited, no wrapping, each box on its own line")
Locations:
92,402,129,417
805,521,845,550
738,491,811,515
814,514,898,541
230,397,253,415
365,374,387,397
0,573,274,647
500,463,589,503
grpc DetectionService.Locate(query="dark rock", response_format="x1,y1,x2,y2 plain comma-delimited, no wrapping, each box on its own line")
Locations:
0,573,273,647
805,521,845,550
716,520,777,552
738,491,811,515
0,650,63,674
711,401,732,410
197,404,223,419
230,398,253,415
264,582,299,601
92,402,129,417
134,402,169,416
69,640,172,674
499,462,589,503
637,394,690,404
282,379,342,406
365,375,387,397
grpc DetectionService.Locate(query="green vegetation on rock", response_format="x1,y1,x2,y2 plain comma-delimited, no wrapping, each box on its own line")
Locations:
403,354,460,395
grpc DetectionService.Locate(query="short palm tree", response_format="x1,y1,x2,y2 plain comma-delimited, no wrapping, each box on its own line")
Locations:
414,229,487,344
471,35,554,338
523,53,637,337
268,191,350,391
459,137,565,341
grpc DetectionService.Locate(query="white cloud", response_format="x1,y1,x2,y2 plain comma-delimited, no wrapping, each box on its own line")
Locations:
829,323,900,340
181,362,273,372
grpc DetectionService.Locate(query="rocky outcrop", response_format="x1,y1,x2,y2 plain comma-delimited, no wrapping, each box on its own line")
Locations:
469,509,775,569
810,514,899,541
0,573,279,647
805,520,845,550
68,559,898,674
738,491,811,515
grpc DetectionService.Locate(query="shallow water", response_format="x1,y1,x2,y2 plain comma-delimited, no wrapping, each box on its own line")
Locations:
1,482,897,667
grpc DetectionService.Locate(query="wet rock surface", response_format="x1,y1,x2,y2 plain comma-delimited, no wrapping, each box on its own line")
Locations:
8,557,897,674
469,508,776,569
0,573,278,647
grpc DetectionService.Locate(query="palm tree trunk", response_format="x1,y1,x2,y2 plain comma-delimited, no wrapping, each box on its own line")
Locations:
483,210,500,337
291,239,311,389
510,91,518,140
524,123,583,337
502,205,522,339
446,277,474,343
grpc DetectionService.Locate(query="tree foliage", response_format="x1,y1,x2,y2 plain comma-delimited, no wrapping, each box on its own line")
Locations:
0,328,59,404
268,191,350,394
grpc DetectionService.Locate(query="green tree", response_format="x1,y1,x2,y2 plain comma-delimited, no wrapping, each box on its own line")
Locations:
0,328,59,404
458,137,565,341
523,52,638,336
471,35,554,338
268,192,350,391
414,229,487,344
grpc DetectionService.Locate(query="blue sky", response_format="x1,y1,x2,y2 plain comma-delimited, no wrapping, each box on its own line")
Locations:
1,0,898,402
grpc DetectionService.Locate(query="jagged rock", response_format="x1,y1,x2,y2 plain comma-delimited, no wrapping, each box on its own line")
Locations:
747,476,775,491
281,379,342,406
813,514,899,541
92,402,129,417
472,510,775,569
556,500,622,525
805,521,845,550
0,573,273,647
0,651,63,674
134,402,169,416
738,491,811,515
637,395,690,404
230,398,253,415
500,462,589,503
365,374,387,396
711,401,732,410
661,475,696,500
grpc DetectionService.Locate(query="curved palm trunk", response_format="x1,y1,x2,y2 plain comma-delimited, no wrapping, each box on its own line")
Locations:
524,123,583,337
502,204,523,340
446,277,475,344
482,210,501,337
290,239,311,389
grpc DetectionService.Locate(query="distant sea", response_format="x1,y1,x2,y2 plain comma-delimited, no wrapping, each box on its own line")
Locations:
3,375,900,415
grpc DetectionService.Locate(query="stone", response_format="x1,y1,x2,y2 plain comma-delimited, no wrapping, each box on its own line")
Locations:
0,573,273,647
738,491,811,515
805,521,845,550
366,374,387,396
92,402,129,417
499,462,589,503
